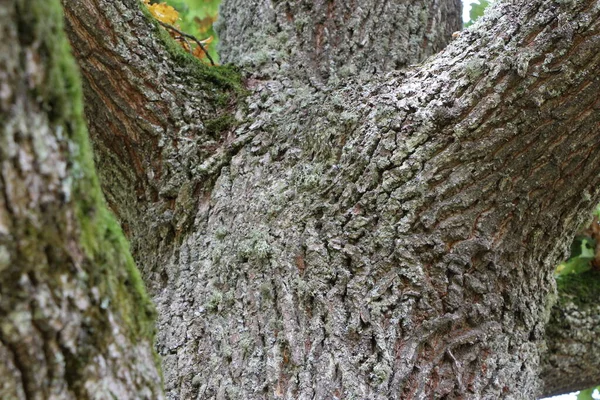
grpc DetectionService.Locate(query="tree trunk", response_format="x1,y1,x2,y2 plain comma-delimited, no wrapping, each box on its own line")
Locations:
0,0,162,398
217,0,463,81
59,0,600,398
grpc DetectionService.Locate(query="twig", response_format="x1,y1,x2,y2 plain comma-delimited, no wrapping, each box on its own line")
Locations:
157,21,215,66
446,349,465,392
174,35,193,56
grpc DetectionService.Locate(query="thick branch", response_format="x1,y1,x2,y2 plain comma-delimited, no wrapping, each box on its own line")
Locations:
217,0,463,81
149,0,600,396
61,0,600,397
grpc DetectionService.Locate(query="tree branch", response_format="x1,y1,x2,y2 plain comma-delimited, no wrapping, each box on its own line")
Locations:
60,0,245,274
217,0,463,81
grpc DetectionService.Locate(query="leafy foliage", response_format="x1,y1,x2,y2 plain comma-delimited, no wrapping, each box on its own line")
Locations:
144,0,179,24
555,236,596,277
555,211,600,399
577,387,599,400
162,0,220,62
556,210,600,279
142,0,218,63
464,0,490,27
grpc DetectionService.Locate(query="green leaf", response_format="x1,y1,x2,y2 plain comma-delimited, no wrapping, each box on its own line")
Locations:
571,236,596,260
555,235,596,277
555,257,592,277
164,0,221,62
577,388,595,400
464,0,490,27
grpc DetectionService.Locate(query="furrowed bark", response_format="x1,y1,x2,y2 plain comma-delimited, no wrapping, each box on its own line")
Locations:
0,0,162,398
217,0,463,81
61,0,600,398
60,0,245,281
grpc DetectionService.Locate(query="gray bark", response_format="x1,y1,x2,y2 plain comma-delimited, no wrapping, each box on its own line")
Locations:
60,0,600,398
0,0,162,398
217,0,463,81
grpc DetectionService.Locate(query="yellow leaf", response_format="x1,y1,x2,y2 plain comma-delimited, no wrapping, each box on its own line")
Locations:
140,1,215,66
146,3,179,25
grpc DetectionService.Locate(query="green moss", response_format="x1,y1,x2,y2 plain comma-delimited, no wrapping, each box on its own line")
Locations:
237,231,272,261
25,0,161,375
78,207,158,338
138,1,245,95
16,0,83,125
556,270,600,307
206,291,223,312
205,114,237,137
372,363,392,384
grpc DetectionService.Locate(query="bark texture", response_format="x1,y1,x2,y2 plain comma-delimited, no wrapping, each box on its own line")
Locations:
217,0,463,81
0,0,162,398
60,0,244,281
60,0,600,398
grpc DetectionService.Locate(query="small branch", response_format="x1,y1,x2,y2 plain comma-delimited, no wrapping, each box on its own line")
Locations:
157,21,215,66
174,35,193,55
446,349,465,392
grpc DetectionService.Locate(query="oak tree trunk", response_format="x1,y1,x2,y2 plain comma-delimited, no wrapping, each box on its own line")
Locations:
33,0,600,398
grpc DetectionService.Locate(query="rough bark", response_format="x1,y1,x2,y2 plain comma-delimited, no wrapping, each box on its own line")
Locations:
60,0,244,282
0,0,162,398
217,0,463,81
60,0,600,398
541,271,600,397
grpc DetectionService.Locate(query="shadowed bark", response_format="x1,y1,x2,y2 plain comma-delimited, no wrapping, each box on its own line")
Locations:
0,0,162,398
57,0,600,398
541,271,600,397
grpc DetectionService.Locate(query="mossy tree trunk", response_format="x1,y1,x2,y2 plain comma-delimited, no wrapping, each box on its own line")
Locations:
0,0,162,398
59,0,600,398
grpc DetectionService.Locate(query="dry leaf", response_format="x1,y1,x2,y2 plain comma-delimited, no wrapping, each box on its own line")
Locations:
146,2,179,25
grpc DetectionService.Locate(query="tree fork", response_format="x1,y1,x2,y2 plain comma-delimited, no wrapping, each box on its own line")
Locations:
60,0,600,398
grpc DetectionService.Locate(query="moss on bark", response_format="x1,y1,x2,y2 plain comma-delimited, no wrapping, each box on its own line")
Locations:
137,0,244,95
24,0,157,346
3,0,163,394
556,270,600,307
